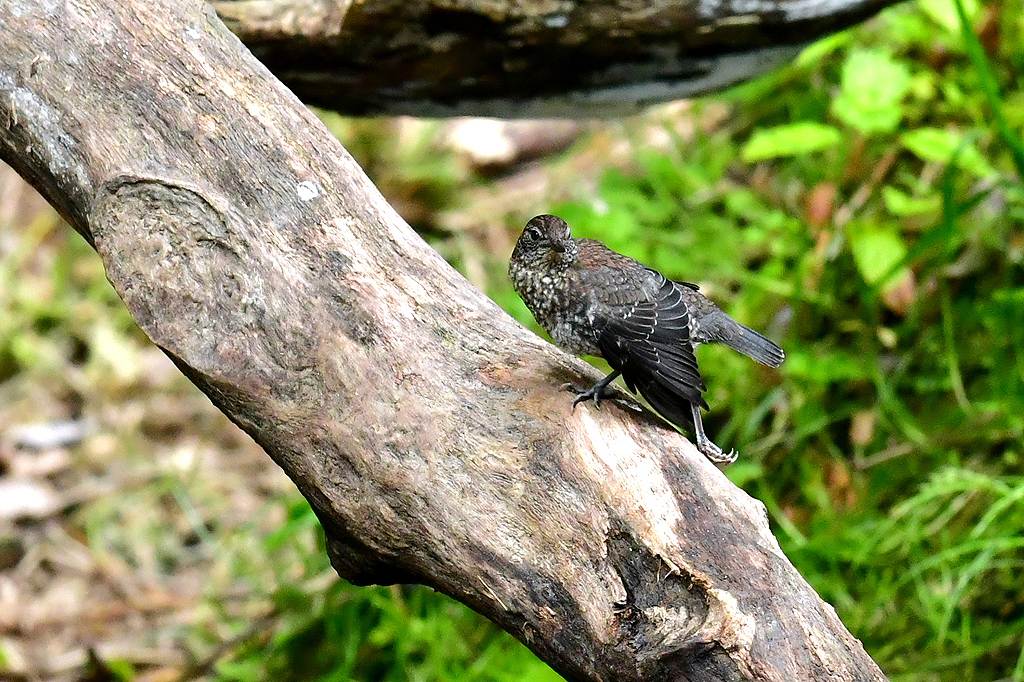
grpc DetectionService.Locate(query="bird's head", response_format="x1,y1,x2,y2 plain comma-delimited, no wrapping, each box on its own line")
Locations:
511,214,576,268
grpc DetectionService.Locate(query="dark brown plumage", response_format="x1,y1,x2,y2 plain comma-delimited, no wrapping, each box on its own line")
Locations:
508,214,784,464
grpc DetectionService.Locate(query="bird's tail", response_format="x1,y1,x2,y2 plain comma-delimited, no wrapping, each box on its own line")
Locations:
717,317,785,368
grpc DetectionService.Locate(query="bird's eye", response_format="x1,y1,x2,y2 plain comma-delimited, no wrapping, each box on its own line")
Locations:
524,226,542,242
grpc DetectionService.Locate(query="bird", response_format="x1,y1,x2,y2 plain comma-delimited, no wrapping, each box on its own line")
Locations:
508,214,784,464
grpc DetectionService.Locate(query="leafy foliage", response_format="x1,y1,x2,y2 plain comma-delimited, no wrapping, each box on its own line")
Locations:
741,121,843,161
833,49,912,134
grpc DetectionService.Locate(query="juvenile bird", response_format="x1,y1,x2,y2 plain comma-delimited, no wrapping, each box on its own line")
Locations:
508,214,784,464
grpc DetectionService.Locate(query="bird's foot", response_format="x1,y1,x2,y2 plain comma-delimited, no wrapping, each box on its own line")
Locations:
561,382,617,411
697,440,738,466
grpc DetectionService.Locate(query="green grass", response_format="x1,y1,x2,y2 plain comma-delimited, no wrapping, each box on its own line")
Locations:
2,0,1024,679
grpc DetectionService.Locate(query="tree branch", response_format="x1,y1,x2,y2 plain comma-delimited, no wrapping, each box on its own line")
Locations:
0,1,885,679
212,0,900,117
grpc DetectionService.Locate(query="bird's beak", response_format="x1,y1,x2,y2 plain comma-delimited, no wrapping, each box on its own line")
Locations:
551,242,566,253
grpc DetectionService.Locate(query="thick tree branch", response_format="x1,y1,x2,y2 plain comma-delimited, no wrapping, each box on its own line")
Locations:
0,1,885,679
212,0,899,117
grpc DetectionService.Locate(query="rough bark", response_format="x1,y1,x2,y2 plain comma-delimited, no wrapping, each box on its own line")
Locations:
0,1,886,680
212,0,899,117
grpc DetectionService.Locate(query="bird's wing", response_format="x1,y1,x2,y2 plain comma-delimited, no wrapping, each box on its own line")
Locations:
591,275,708,419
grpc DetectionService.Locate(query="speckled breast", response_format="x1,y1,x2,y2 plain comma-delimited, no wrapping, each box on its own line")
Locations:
509,262,600,356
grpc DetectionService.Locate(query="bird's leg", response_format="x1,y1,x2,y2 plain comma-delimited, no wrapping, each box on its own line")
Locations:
690,403,738,465
562,369,622,410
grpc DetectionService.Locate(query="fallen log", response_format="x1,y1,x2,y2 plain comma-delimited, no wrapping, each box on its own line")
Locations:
213,0,900,117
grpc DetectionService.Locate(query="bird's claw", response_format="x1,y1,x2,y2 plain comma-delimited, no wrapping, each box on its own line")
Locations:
561,382,604,411
698,441,738,466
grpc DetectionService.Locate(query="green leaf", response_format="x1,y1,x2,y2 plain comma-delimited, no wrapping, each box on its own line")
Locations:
918,0,980,34
908,71,937,102
796,31,852,68
741,122,842,162
848,222,910,287
900,127,996,178
832,49,912,134
882,186,941,216
104,659,136,682
215,658,266,681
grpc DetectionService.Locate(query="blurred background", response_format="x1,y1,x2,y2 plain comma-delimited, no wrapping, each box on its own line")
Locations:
1,0,1023,679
